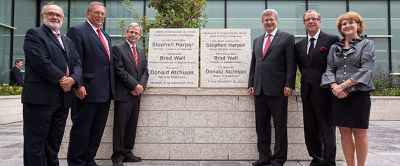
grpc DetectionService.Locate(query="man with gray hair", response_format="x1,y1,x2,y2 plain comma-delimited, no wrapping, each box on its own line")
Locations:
248,9,296,166
111,23,148,166
67,1,114,166
22,2,82,165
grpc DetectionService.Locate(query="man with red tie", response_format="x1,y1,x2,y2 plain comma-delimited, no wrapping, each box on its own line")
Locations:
66,1,115,166
248,9,296,166
111,23,148,166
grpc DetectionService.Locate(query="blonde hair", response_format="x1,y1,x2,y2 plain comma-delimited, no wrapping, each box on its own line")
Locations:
336,11,365,37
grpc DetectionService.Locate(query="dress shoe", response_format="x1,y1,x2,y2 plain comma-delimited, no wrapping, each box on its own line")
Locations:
112,161,124,166
252,160,271,166
123,155,142,162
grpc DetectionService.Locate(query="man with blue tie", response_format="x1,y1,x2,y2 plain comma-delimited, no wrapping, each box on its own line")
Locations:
66,1,115,166
22,3,82,165
111,23,149,166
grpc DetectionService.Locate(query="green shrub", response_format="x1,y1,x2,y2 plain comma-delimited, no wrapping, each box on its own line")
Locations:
371,69,400,96
0,84,22,95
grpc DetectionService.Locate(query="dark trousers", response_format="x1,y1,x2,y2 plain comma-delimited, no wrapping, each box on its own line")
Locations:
67,99,110,166
23,103,69,166
111,98,140,162
302,85,336,166
254,92,288,166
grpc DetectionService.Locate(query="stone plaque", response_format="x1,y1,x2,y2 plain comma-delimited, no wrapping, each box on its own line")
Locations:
147,29,199,87
200,29,251,87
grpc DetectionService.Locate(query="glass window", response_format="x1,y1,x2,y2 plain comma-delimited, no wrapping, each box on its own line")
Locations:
349,0,388,35
13,0,37,72
0,0,12,25
106,0,144,45
227,1,265,40
0,26,11,83
267,0,306,35
391,0,400,73
204,0,224,28
70,1,91,27
308,1,346,36
0,0,13,83
370,38,389,72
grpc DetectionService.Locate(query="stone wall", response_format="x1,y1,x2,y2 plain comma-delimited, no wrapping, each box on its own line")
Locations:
370,96,400,120
0,96,22,125
59,88,341,160
3,90,399,160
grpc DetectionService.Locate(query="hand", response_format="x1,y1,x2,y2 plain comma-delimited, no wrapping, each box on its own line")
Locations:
134,84,144,96
75,86,87,100
283,87,293,96
60,77,76,92
130,90,138,96
248,87,254,96
336,91,349,99
330,83,345,96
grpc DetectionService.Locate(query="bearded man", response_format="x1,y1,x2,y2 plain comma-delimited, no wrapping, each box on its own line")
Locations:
22,2,82,165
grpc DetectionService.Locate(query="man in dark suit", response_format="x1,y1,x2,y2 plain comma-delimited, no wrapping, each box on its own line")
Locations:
111,23,149,166
66,2,115,166
295,9,339,166
10,59,24,86
248,9,296,166
22,3,82,165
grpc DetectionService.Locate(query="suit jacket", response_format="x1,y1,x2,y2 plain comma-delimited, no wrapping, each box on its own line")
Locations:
295,31,339,101
113,42,149,101
10,66,23,86
248,30,296,96
22,25,82,107
67,22,115,102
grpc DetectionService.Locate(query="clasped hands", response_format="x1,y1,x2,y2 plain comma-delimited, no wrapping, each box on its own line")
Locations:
131,84,144,96
59,76,76,92
330,83,348,99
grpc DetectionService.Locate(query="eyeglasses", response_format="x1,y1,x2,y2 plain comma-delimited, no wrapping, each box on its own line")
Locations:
305,18,320,22
44,12,63,18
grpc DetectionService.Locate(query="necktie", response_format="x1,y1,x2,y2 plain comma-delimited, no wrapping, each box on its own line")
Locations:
308,37,315,56
55,33,64,50
262,33,271,58
132,46,139,68
96,28,110,60
56,33,69,76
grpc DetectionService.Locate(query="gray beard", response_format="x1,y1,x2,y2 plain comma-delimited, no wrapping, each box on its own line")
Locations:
44,21,63,31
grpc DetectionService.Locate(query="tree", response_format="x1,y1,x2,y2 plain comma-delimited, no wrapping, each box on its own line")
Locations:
119,0,207,52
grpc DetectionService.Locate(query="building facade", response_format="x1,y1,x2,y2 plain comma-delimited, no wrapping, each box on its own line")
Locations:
0,0,399,84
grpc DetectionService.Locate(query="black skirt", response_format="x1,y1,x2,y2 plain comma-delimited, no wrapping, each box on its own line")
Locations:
331,91,371,129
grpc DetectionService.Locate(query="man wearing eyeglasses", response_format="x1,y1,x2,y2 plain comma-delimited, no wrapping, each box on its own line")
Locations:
295,9,339,166
22,2,82,165
111,23,148,166
66,1,115,166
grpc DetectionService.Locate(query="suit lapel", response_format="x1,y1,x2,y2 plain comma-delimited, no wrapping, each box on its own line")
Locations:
42,25,65,52
309,32,325,64
123,42,136,66
85,22,108,57
60,35,70,63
